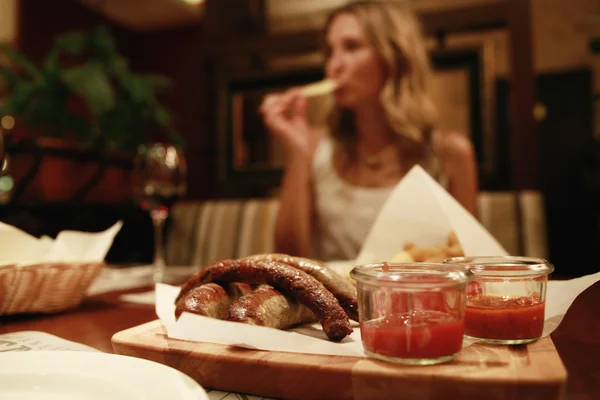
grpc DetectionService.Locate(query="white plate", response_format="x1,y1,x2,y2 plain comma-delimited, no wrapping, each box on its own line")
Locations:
0,351,209,400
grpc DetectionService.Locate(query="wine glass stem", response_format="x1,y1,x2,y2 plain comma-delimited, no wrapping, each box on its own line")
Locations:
150,208,168,283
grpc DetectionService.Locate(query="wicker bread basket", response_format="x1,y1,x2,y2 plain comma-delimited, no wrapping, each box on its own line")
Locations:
0,261,105,315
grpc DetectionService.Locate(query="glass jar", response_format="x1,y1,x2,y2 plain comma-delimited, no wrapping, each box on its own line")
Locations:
350,262,473,365
444,256,554,345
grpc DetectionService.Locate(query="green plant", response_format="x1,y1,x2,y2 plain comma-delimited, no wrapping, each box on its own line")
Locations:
0,25,182,152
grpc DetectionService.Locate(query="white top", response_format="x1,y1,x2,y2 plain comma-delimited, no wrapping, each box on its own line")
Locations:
311,135,447,261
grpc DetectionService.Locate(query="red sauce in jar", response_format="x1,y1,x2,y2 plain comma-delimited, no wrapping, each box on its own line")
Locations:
375,291,451,316
467,281,484,296
360,310,465,359
465,295,545,340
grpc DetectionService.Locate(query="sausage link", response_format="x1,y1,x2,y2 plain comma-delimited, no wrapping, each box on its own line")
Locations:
228,284,316,329
177,258,352,341
175,282,252,319
244,253,359,321
177,260,230,303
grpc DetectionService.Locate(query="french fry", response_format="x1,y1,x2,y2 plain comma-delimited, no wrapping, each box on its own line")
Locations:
397,232,464,263
446,243,464,258
408,244,445,262
403,242,416,251
448,231,459,247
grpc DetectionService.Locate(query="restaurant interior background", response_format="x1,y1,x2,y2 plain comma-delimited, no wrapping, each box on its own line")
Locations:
1,0,599,277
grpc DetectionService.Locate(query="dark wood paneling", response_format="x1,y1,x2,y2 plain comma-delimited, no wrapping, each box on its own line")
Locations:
507,0,538,190
17,0,138,64
203,29,323,58
202,1,511,58
536,70,598,277
128,25,209,200
495,69,598,276
419,0,509,35
204,0,266,37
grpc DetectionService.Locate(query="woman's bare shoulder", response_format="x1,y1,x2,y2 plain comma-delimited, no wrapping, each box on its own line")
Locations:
433,130,475,160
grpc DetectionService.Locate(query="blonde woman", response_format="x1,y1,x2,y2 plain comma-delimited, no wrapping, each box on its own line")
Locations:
260,1,478,261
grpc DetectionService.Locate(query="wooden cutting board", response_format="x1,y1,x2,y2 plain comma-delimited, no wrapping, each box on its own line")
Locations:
111,319,567,400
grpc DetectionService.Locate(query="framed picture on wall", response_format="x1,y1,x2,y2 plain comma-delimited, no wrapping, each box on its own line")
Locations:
216,67,325,193
429,43,497,188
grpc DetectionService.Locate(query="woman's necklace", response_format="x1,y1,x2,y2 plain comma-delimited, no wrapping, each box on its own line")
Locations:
360,144,396,169
357,135,399,170
363,154,383,169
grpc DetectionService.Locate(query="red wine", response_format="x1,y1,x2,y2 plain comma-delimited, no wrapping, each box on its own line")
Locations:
137,182,185,211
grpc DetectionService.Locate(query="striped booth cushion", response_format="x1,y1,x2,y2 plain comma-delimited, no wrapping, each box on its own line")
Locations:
476,190,548,258
165,191,548,267
165,198,280,267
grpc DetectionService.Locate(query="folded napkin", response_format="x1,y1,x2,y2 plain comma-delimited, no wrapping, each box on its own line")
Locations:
0,221,123,264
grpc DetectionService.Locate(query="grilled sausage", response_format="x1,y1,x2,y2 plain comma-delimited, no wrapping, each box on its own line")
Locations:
175,282,252,319
176,258,352,341
244,253,359,321
228,284,316,329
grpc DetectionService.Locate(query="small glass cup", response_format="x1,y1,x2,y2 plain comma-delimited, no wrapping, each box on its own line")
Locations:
444,256,554,345
350,262,473,365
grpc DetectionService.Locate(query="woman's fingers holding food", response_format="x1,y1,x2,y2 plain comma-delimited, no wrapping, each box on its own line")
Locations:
279,88,302,107
260,93,281,114
264,110,290,134
261,88,305,115
292,95,308,121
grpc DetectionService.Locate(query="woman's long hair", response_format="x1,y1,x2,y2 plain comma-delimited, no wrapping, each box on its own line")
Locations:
324,0,438,172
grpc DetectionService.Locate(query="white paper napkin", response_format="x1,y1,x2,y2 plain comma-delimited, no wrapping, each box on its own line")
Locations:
0,221,123,264
357,165,507,263
155,283,364,357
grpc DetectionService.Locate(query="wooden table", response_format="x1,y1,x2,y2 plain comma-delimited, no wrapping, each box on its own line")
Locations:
1,276,599,400
0,285,156,353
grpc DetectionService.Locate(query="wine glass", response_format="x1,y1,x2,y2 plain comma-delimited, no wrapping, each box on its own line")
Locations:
133,143,187,283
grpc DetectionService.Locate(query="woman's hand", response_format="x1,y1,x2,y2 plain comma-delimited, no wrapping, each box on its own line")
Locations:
260,88,315,160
